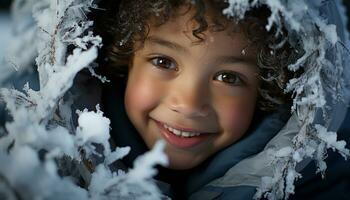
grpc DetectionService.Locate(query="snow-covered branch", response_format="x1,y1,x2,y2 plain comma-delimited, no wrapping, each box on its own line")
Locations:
0,0,168,199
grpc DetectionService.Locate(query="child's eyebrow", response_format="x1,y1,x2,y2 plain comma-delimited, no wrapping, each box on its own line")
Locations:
146,36,188,53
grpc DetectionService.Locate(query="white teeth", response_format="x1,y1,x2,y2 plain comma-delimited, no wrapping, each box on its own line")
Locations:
163,124,201,138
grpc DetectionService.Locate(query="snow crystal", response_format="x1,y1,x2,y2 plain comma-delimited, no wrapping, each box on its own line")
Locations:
129,140,169,179
89,141,168,200
285,168,301,196
315,124,349,159
76,109,110,145
223,0,251,19
292,151,302,162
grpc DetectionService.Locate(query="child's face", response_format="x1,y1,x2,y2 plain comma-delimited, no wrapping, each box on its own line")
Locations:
124,7,259,169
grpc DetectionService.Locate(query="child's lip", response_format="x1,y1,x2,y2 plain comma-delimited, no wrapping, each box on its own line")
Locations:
153,119,213,134
153,119,212,149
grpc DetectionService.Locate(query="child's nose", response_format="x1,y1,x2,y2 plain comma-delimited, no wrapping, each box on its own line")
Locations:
167,82,210,118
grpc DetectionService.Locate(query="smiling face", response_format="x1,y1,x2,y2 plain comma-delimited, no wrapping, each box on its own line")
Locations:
124,7,259,169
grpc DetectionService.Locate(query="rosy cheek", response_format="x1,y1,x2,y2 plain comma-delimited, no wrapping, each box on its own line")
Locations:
125,77,162,117
218,100,255,136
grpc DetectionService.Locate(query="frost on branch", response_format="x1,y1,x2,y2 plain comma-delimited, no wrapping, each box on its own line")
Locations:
224,1,350,199
0,0,38,84
0,0,168,199
89,141,169,200
75,106,131,166
0,147,88,200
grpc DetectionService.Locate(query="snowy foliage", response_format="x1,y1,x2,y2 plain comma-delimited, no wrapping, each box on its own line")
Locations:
89,141,169,200
0,0,168,200
0,0,38,84
224,0,350,199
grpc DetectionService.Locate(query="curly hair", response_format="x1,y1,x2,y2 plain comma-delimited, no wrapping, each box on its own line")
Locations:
92,0,298,112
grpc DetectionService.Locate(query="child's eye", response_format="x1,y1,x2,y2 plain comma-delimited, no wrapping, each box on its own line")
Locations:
149,56,178,71
213,71,245,86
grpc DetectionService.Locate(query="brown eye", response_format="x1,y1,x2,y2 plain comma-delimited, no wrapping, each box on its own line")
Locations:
150,56,178,71
214,71,245,86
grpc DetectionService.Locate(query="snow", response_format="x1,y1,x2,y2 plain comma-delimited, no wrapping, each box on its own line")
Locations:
0,147,89,200
315,124,349,159
223,0,251,19
292,150,302,162
89,141,169,200
76,108,110,146
130,140,169,179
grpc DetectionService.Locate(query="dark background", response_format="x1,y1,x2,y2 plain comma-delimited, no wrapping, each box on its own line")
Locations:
0,0,10,10
344,0,350,31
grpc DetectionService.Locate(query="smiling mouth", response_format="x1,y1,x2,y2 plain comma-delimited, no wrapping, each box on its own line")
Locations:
154,119,213,149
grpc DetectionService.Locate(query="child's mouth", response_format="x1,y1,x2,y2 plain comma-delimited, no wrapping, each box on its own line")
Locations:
154,120,211,149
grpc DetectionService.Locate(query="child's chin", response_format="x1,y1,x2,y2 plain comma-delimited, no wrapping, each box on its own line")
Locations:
164,149,206,170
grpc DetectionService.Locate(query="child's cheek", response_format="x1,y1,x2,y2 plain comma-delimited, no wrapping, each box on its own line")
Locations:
125,76,162,120
218,99,255,137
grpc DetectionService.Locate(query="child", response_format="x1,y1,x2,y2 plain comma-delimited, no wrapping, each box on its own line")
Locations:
89,0,350,199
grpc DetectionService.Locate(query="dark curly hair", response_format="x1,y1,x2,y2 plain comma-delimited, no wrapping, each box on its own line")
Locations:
92,0,298,112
